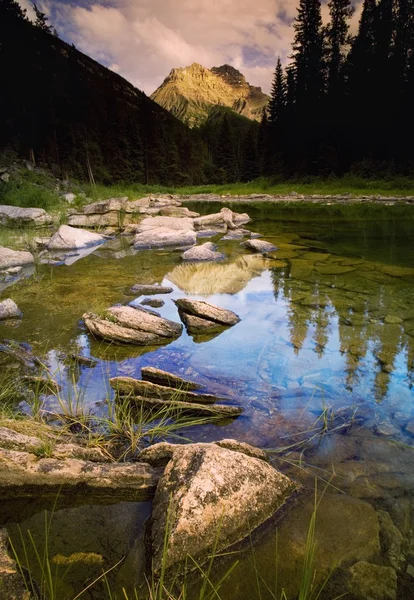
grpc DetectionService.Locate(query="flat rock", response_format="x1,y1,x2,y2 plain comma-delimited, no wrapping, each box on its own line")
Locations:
140,298,165,308
48,225,106,250
174,298,240,326
83,306,182,345
348,561,397,600
243,239,277,253
126,396,243,418
136,216,195,232
151,443,295,573
133,227,197,250
181,242,225,262
129,283,173,296
179,311,228,334
159,207,200,218
141,367,201,390
110,376,223,404
0,246,34,269
0,299,22,320
0,204,52,227
82,197,128,214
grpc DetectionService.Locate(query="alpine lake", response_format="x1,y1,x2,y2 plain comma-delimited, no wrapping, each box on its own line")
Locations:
1,200,414,599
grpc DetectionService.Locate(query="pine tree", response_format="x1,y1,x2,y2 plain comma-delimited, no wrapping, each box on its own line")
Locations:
0,0,27,19
325,0,354,100
268,58,286,125
33,3,53,33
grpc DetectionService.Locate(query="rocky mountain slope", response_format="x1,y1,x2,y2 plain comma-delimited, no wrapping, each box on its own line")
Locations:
151,63,269,127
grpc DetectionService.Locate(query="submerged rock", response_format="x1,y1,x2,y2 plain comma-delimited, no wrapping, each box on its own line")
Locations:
47,225,106,250
129,283,173,296
150,442,296,573
133,227,197,250
0,246,34,270
0,204,53,227
83,305,182,345
0,299,22,320
181,242,225,262
141,367,201,390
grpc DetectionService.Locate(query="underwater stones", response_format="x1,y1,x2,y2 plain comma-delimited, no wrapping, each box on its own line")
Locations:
140,298,165,308
315,264,356,275
243,239,277,253
0,299,22,320
83,305,182,345
0,246,34,269
150,442,295,574
348,561,397,600
125,396,243,418
384,315,403,325
174,298,240,334
47,225,106,250
110,377,223,405
133,227,197,250
0,529,30,600
141,367,201,390
289,258,314,279
0,204,53,227
181,242,225,262
129,283,173,296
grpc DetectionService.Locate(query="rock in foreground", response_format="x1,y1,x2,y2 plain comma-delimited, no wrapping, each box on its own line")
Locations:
83,305,182,345
151,443,296,573
0,299,22,320
48,225,106,250
174,298,240,333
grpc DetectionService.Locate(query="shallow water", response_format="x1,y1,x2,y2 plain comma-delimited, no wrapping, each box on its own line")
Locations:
2,202,414,598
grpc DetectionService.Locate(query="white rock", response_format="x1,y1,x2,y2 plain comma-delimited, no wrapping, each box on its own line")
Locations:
0,205,53,227
47,225,106,250
0,246,34,269
0,299,22,320
133,227,196,250
60,193,76,203
136,216,195,232
182,242,225,262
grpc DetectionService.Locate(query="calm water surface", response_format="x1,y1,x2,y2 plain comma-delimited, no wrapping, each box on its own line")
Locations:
2,202,414,598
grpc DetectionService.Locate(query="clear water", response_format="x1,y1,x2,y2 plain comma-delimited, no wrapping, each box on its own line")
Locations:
2,202,414,598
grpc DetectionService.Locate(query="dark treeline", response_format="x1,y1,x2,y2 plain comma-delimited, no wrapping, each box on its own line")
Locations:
0,0,206,185
262,0,414,177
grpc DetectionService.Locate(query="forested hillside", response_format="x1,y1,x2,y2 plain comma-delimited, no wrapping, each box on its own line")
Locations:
0,0,206,185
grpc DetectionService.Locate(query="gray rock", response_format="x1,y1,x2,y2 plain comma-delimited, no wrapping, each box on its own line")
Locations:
174,298,240,326
82,197,128,214
0,299,22,320
133,227,197,250
151,443,295,573
110,377,224,404
141,298,165,308
129,283,173,296
181,242,225,262
48,225,106,250
193,207,250,230
348,561,397,600
141,366,201,390
243,239,277,253
83,305,182,345
159,207,200,218
60,192,76,203
0,529,30,600
178,311,228,334
0,246,34,269
0,204,53,227
67,197,131,228
377,510,404,570
136,216,195,232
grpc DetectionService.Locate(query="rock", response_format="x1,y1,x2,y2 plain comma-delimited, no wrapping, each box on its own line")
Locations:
0,172,10,182
0,204,53,227
141,367,201,390
22,376,60,395
126,396,243,419
243,239,277,253
82,197,128,214
159,207,200,218
0,299,22,320
348,561,397,600
110,376,224,404
196,228,223,238
0,246,34,269
136,216,195,232
141,298,165,308
384,315,403,325
151,443,295,573
133,227,197,250
221,229,248,240
128,283,173,296
68,354,97,368
214,439,268,462
60,192,76,203
0,529,30,600
83,305,182,345
47,225,106,250
377,510,404,570
181,242,225,262
67,197,132,228
174,298,240,326
0,427,43,453
178,311,229,334
193,208,250,230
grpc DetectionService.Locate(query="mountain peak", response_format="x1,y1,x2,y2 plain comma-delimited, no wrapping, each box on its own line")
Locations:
151,63,269,127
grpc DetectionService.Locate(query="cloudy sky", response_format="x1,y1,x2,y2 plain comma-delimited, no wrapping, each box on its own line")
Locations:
19,0,362,96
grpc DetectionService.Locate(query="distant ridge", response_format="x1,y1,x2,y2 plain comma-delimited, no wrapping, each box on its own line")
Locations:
151,63,269,127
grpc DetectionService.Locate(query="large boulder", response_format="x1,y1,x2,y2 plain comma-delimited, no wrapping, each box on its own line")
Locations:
174,299,240,334
181,242,225,262
47,225,106,250
0,204,53,227
150,443,296,573
193,208,250,231
83,305,182,345
0,246,34,269
0,299,22,320
136,216,195,232
133,227,196,250
67,197,132,228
